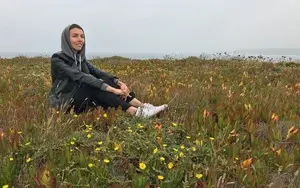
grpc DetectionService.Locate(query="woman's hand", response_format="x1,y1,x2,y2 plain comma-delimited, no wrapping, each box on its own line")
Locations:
106,85,126,96
118,81,130,96
113,88,126,96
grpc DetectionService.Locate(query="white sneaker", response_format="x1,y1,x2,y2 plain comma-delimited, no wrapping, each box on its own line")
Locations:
154,104,168,112
136,104,168,118
143,103,168,111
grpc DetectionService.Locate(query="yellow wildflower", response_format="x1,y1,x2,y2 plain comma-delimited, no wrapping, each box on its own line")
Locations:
163,144,167,147
172,122,177,126
104,159,110,163
153,148,158,154
157,175,164,180
26,157,31,163
88,163,94,168
244,103,252,111
286,126,299,139
3,185,9,188
98,141,103,145
139,162,146,170
160,157,165,161
114,143,121,151
40,168,51,185
70,141,75,145
276,149,281,155
87,134,92,138
103,113,108,118
9,157,14,161
168,162,173,169
25,142,31,146
209,137,215,141
180,145,185,149
186,136,191,139
73,114,78,118
179,152,184,157
195,139,202,146
192,147,196,151
196,173,203,179
95,148,101,151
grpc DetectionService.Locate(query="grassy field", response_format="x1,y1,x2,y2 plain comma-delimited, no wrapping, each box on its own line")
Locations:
0,56,300,188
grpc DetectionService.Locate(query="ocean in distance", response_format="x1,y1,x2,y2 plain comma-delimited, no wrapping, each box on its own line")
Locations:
0,52,179,60
1,51,300,62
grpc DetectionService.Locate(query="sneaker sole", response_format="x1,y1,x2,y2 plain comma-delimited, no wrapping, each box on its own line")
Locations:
155,107,169,118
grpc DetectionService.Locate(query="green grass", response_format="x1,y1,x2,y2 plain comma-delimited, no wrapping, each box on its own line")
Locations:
0,56,300,187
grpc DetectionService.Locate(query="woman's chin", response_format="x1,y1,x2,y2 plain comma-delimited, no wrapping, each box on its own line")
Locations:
72,48,82,52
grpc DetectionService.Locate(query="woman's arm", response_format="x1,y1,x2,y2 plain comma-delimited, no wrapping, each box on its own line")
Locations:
52,55,109,91
85,61,118,81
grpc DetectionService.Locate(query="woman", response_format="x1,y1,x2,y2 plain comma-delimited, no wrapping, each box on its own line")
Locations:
48,23,168,118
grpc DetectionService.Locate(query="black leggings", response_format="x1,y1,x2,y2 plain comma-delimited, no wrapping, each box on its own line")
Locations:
69,78,135,114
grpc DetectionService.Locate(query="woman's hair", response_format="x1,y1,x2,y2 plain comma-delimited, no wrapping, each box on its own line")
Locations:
69,24,84,31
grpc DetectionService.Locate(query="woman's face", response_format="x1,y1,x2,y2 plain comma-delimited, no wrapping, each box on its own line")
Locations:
69,28,85,52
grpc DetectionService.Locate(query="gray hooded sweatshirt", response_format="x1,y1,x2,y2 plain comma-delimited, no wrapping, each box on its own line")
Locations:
48,24,118,108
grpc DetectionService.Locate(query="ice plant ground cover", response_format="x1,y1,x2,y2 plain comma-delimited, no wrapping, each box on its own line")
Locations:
0,56,300,187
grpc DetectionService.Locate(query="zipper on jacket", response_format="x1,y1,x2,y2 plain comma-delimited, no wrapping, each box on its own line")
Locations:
56,80,62,89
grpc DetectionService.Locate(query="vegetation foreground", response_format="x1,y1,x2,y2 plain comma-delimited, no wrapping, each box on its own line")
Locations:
0,56,300,188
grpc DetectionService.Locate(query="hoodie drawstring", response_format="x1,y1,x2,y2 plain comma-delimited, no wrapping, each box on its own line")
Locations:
74,54,82,71
79,55,82,71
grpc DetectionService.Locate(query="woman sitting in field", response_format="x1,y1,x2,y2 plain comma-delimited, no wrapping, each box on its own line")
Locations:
48,23,168,118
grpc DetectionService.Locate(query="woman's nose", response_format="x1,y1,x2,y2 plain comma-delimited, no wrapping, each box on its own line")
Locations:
78,37,84,42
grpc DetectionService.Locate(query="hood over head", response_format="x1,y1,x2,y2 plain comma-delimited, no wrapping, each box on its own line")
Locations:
61,23,86,61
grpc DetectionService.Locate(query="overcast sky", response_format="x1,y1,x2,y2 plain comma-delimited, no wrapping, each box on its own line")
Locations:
1,0,300,54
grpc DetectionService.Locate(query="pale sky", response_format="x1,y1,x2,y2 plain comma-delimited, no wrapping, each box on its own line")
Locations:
1,0,300,54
